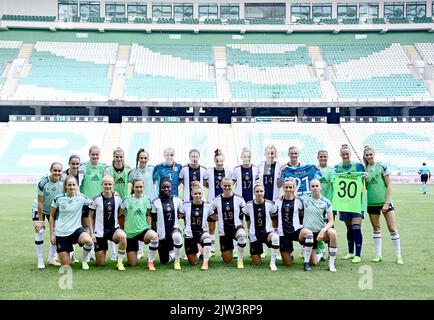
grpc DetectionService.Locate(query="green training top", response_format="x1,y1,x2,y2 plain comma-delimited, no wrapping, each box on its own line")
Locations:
80,162,107,198
121,194,151,238
318,166,334,201
111,165,129,199
366,162,390,206
332,172,366,214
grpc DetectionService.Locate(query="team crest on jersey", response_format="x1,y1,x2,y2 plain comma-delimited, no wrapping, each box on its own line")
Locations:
195,209,199,216
225,203,230,211
285,206,290,213
107,205,113,211
218,176,222,181
166,205,172,212
266,169,271,175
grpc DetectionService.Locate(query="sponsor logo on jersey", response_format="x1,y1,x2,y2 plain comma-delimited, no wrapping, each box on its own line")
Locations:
134,208,143,215
116,177,125,184
91,175,100,181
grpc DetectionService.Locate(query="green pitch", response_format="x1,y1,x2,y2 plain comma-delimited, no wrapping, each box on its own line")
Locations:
1,184,433,300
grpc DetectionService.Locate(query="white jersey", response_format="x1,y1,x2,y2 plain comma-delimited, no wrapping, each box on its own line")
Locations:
274,198,303,236
243,200,276,241
151,196,182,240
179,165,207,202
257,161,283,201
62,168,84,188
88,193,122,238
179,201,214,237
211,194,246,236
232,165,260,203
206,167,233,202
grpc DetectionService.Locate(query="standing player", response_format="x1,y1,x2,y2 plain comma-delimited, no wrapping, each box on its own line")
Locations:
301,180,338,272
178,182,214,270
211,177,247,269
257,145,282,202
151,179,183,270
205,149,233,256
35,162,64,268
62,154,84,186
119,178,159,270
88,176,127,271
79,145,109,260
418,162,431,194
153,147,183,197
273,178,315,269
179,149,207,202
243,182,279,271
334,144,366,264
109,147,130,261
128,148,155,260
232,147,260,203
49,176,94,269
363,146,403,264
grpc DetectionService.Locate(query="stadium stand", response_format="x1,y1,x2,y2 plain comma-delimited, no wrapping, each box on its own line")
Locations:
227,44,322,100
322,43,430,99
0,41,21,89
0,120,108,175
13,42,117,100
120,121,219,167
415,43,434,65
341,122,434,175
232,122,341,166
124,44,216,100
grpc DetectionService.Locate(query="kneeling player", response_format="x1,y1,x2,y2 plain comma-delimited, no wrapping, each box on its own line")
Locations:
301,180,338,272
243,182,279,271
119,178,159,270
49,176,94,269
152,179,183,270
211,177,247,269
274,178,314,270
88,176,127,271
179,182,214,270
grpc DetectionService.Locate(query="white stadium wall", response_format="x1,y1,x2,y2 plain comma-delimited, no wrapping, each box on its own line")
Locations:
0,0,432,20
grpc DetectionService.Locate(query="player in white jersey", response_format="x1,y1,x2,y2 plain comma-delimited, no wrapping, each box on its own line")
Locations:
204,149,233,256
151,179,183,270
243,182,279,271
179,149,207,202
88,176,127,271
257,144,282,202
62,154,84,263
300,180,338,272
211,177,247,269
49,176,94,269
34,162,64,268
232,147,260,204
273,178,314,268
178,182,214,270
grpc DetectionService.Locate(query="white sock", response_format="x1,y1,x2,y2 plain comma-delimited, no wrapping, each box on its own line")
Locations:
390,231,402,257
270,234,279,264
110,241,117,257
35,229,44,261
237,234,246,260
172,231,183,261
203,238,211,263
329,247,338,268
148,240,159,262
373,230,382,257
82,244,92,262
117,248,126,263
48,242,57,261
210,234,215,252
138,241,144,256
304,245,313,263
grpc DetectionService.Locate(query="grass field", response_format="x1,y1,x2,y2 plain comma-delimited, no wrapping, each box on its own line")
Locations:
1,183,433,300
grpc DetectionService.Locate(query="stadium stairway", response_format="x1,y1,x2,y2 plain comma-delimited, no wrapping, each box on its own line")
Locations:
327,124,362,162
307,46,324,64
402,45,424,77
109,45,130,100
308,45,338,100
213,46,231,100
0,122,8,143
100,123,122,165
0,43,30,98
425,79,434,97
219,124,238,166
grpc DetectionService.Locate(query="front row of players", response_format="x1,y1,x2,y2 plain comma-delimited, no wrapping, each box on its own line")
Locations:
48,174,338,272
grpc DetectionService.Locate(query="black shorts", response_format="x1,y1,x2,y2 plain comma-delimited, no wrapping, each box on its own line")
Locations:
250,231,272,256
280,228,303,252
95,228,120,252
82,206,90,218
158,228,182,264
220,226,244,252
32,211,49,222
185,232,204,255
127,228,150,253
421,174,429,183
368,203,395,215
312,232,329,250
56,228,85,253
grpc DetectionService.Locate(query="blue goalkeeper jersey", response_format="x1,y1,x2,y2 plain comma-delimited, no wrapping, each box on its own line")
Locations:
280,164,318,195
153,162,183,197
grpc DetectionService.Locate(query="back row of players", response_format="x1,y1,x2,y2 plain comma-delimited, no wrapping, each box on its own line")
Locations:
33,144,403,272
